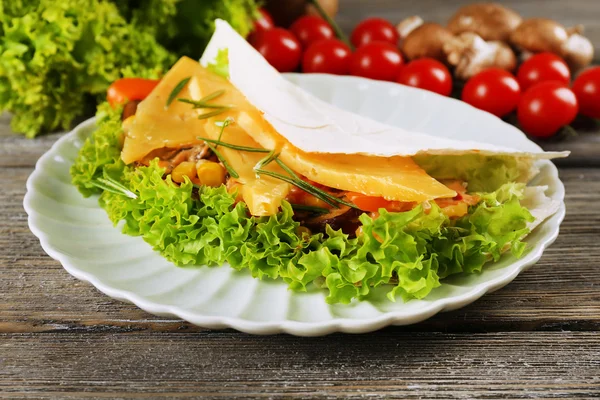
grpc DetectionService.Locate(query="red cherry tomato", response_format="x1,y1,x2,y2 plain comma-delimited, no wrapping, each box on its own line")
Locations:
302,39,352,75
396,58,452,96
253,28,302,72
290,16,334,49
572,66,600,119
517,52,571,91
107,78,160,107
253,8,274,35
462,68,521,117
351,18,399,48
517,81,578,138
349,42,404,81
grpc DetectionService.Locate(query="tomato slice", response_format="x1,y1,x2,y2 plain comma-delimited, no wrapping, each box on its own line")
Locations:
107,78,160,107
345,192,415,213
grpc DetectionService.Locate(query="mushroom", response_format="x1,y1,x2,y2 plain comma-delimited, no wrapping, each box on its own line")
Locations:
444,32,517,79
447,3,522,42
510,18,594,71
563,25,595,72
398,17,455,62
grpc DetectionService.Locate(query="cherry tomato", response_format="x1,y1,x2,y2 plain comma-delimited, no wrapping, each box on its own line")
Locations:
290,16,334,49
253,28,302,72
462,68,521,117
247,8,275,46
107,78,160,107
517,81,578,138
351,17,399,48
253,8,274,35
349,42,404,81
517,53,571,91
396,58,452,96
345,192,415,213
302,39,352,75
572,66,600,119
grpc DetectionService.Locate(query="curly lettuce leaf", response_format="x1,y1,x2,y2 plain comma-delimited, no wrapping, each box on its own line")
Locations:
0,0,174,137
70,102,124,196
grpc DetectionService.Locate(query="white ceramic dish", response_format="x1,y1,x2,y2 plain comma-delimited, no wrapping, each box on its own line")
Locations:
24,74,565,336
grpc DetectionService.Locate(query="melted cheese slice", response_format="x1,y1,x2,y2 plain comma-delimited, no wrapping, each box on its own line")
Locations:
122,56,455,215
122,57,290,216
236,112,456,202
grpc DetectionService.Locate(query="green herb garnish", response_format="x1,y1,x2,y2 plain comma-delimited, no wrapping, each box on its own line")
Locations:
290,204,330,215
165,76,191,109
254,150,281,171
198,108,229,120
197,137,270,153
205,142,239,179
90,176,137,199
177,98,232,109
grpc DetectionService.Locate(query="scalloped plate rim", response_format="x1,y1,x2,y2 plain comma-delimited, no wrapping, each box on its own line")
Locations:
24,75,566,336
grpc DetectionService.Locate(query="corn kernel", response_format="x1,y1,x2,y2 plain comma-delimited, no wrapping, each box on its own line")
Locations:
196,160,227,187
171,161,197,183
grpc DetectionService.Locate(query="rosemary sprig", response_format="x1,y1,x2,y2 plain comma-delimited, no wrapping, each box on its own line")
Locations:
215,117,233,150
290,204,330,215
199,89,225,103
91,176,137,199
256,156,358,209
198,108,229,120
255,168,339,208
177,98,232,109
165,76,190,109
197,137,270,153
204,142,239,179
254,150,280,171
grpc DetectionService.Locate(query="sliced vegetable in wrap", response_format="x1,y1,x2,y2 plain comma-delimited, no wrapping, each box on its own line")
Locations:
70,20,566,304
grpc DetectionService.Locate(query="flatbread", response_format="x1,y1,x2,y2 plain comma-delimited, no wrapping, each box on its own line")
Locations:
200,20,569,160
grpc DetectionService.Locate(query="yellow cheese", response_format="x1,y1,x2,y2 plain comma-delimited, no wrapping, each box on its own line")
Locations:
235,112,456,203
121,57,290,216
122,56,455,216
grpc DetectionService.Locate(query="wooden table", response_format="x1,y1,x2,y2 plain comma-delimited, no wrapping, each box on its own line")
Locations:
2,1,599,398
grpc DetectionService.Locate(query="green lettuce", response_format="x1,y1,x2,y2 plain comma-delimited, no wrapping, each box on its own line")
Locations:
414,154,533,192
71,110,535,304
0,0,174,138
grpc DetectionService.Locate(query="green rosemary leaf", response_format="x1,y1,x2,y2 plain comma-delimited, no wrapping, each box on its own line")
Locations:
199,89,225,103
274,158,358,209
165,76,190,109
177,98,232,109
215,117,233,150
255,168,339,208
290,204,330,215
254,150,280,171
197,137,270,153
198,108,228,120
91,177,137,199
205,142,239,179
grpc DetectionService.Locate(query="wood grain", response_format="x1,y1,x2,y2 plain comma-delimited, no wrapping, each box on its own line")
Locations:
1,332,599,398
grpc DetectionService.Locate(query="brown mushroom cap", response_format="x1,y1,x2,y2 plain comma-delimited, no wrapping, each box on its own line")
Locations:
448,2,522,42
402,23,454,62
510,18,569,56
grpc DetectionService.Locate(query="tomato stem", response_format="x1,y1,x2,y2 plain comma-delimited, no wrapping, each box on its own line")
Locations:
307,0,353,49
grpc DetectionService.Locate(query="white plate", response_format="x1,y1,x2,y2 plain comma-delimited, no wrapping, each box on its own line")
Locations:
24,74,565,336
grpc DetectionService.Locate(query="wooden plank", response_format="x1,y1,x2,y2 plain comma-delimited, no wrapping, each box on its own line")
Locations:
1,331,598,398
2,166,599,334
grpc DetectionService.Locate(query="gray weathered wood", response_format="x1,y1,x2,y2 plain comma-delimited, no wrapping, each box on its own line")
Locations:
1,332,599,398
